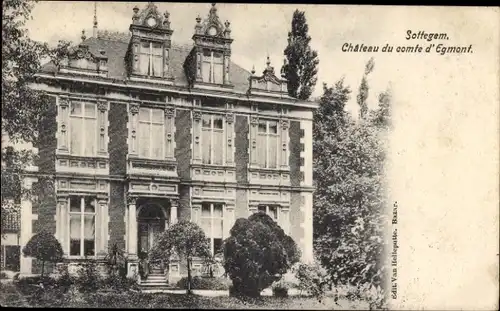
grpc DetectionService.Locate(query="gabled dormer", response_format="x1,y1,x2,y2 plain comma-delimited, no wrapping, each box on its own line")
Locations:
126,2,174,81
247,57,289,98
184,3,233,89
59,31,108,78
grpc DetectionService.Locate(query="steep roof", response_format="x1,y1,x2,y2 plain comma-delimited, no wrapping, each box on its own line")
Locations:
40,31,252,94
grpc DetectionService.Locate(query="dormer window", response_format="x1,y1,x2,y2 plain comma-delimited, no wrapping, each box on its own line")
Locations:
128,3,173,80
202,50,223,84
139,41,163,77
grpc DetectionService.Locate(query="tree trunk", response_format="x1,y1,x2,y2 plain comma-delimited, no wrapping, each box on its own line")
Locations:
187,257,192,295
41,260,45,277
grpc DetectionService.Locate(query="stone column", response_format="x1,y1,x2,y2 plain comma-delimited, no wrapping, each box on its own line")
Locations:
57,195,69,256
127,196,138,259
97,197,108,257
20,177,37,276
127,195,139,279
170,199,178,225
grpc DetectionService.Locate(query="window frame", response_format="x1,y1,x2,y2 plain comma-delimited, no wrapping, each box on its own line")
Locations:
69,101,98,157
68,196,96,259
257,119,279,169
137,107,165,160
201,114,225,165
200,202,225,255
138,40,164,77
202,50,224,84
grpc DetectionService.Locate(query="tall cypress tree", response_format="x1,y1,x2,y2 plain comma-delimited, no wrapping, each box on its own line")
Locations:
357,57,375,120
281,10,319,100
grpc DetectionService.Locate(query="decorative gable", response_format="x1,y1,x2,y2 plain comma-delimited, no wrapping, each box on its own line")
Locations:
59,40,108,77
127,2,174,80
184,3,233,88
248,57,288,97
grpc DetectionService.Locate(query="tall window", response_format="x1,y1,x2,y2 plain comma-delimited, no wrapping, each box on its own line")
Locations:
257,205,279,222
257,120,278,168
69,196,96,257
202,50,223,84
202,114,224,165
138,107,164,159
200,203,224,255
70,102,97,156
139,41,163,77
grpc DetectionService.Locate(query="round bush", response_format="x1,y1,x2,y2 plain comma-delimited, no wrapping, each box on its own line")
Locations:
223,213,300,297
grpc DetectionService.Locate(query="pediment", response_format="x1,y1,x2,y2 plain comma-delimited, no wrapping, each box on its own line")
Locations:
248,59,288,95
67,45,97,62
131,2,172,33
139,3,162,27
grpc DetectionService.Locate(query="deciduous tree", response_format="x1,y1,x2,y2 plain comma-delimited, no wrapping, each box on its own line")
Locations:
313,66,391,309
149,221,212,294
2,0,73,234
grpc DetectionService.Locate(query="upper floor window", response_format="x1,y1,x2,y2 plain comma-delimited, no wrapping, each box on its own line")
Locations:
69,196,96,257
200,202,224,255
138,107,164,159
202,114,224,165
70,102,97,156
202,50,223,84
139,41,163,77
257,120,279,169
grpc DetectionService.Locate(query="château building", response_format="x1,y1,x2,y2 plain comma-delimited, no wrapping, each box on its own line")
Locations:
22,2,317,285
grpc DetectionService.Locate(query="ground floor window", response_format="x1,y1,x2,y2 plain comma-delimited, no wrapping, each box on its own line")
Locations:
200,202,224,255
257,205,279,222
250,204,290,235
1,245,20,271
69,196,96,257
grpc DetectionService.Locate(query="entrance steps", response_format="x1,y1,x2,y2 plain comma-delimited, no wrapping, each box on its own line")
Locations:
139,271,172,290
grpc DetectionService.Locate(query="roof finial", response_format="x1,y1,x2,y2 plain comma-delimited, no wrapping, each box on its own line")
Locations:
81,29,86,42
251,65,256,75
210,3,217,15
93,1,98,38
266,55,271,68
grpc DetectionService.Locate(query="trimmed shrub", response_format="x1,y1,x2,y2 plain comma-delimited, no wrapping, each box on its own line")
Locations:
22,230,63,277
176,276,231,290
223,213,300,297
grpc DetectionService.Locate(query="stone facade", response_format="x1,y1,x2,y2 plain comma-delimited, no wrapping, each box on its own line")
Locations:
20,3,317,284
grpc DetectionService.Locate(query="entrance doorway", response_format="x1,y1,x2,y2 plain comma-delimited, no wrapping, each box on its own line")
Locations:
137,203,166,255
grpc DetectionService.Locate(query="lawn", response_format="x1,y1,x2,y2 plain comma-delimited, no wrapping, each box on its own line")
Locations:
0,282,368,309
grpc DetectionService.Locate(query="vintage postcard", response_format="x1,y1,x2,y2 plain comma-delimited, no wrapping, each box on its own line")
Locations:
1,2,498,310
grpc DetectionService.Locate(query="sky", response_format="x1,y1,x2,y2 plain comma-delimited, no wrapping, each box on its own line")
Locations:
24,3,500,309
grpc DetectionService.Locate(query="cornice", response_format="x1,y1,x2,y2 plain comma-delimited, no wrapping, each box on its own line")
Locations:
34,72,319,109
